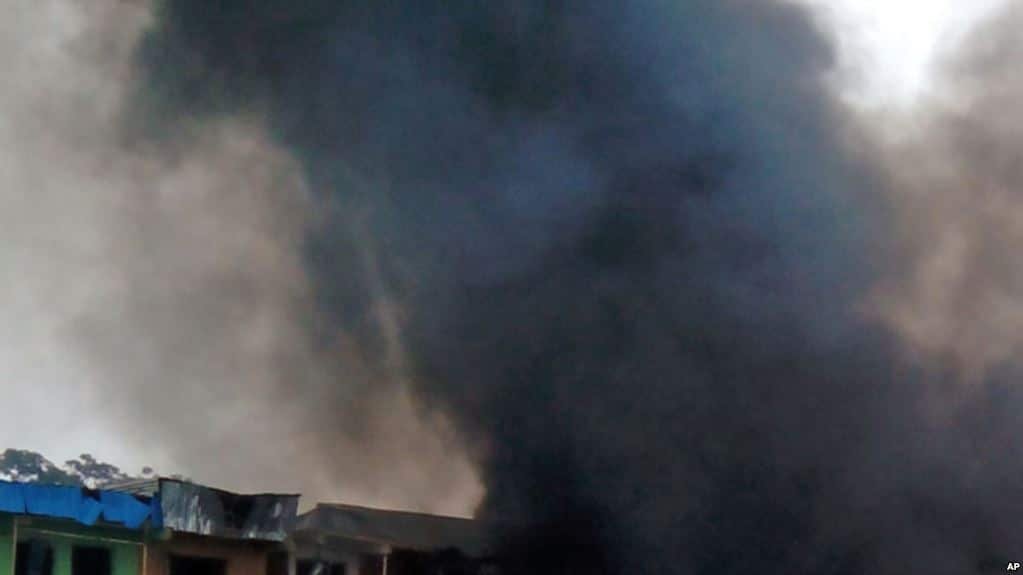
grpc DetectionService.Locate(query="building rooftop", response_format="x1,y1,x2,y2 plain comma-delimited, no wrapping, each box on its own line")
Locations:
294,502,493,557
103,477,160,497
107,477,299,541
0,480,159,530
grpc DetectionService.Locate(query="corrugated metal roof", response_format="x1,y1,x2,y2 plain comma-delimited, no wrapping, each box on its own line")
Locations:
103,478,160,496
107,477,299,541
106,477,300,498
294,503,492,557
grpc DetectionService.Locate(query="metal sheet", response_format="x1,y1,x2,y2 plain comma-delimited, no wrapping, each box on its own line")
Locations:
158,479,298,541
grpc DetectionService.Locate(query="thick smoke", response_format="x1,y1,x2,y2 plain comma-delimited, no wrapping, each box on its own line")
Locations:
13,0,1023,572
872,2,1023,379
0,0,480,514
124,0,1023,572
0,0,158,467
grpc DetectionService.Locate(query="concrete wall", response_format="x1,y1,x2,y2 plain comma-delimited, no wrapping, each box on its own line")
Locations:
290,532,387,575
145,532,278,575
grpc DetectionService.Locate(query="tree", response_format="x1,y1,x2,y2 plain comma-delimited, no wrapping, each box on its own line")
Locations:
0,449,159,487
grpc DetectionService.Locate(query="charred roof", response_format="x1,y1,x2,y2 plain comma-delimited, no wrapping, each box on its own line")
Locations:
294,503,493,557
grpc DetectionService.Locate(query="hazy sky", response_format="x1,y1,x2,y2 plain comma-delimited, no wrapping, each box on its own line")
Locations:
803,0,1008,106
0,0,151,469
0,0,1010,511
0,0,480,513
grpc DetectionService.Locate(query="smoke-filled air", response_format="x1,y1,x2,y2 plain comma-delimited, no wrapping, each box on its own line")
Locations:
4,0,1023,572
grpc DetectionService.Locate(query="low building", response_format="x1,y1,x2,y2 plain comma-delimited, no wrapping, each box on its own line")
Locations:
0,480,158,575
290,503,496,575
108,478,299,575
0,479,497,575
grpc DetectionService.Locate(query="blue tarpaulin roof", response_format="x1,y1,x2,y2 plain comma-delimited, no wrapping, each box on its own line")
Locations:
0,481,161,529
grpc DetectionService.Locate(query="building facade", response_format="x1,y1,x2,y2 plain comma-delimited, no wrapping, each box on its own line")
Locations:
0,481,155,575
109,478,298,575
0,478,495,575
0,478,298,575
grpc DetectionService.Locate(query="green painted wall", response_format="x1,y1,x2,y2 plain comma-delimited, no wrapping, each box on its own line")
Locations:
0,514,142,575
54,538,72,575
0,515,13,575
112,543,139,575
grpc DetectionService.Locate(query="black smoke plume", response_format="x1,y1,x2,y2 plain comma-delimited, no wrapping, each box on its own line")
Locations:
123,0,1023,572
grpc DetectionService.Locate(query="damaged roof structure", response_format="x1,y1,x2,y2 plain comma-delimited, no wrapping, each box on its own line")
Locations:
107,478,298,541
0,478,299,575
0,477,492,575
290,503,496,575
107,477,299,575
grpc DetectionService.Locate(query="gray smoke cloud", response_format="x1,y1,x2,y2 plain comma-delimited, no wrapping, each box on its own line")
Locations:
0,0,156,466
0,0,481,514
9,0,1023,572
126,0,1016,572
872,2,1023,379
